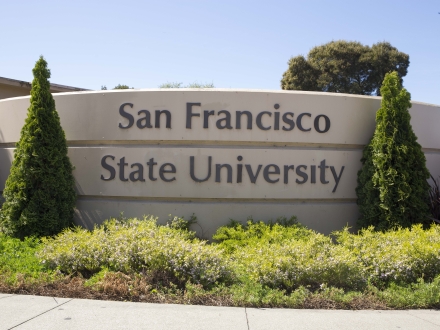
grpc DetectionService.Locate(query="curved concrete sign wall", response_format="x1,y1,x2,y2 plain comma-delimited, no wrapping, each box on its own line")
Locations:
0,90,439,238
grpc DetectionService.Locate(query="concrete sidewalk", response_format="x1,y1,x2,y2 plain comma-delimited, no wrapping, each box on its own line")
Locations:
1,293,439,330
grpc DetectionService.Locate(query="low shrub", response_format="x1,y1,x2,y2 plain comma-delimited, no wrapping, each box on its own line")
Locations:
377,276,440,309
38,216,232,287
335,225,440,286
213,216,312,253
0,233,52,285
215,219,440,292
3,215,440,309
232,232,367,291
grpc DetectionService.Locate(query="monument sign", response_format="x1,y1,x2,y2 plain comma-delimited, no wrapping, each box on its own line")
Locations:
0,90,439,237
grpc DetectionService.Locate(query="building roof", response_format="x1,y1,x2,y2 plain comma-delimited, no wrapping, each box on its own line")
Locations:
0,76,89,96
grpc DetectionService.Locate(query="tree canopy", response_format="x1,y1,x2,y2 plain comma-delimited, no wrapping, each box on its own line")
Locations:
281,41,409,96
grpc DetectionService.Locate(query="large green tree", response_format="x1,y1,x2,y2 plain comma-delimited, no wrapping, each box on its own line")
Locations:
0,57,76,238
356,72,430,231
281,41,409,96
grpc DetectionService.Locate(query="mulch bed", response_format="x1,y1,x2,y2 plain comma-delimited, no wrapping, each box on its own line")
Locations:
0,275,389,309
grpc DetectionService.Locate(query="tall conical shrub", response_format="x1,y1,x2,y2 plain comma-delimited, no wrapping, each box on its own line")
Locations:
356,71,430,230
0,57,76,238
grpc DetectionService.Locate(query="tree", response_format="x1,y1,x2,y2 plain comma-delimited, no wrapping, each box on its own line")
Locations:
356,72,430,231
281,41,409,96
278,56,319,91
0,57,76,238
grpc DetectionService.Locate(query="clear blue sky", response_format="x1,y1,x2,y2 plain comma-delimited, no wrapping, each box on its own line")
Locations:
1,0,439,105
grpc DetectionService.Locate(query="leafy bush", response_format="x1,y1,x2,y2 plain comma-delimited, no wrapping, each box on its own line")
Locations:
38,216,232,287
215,219,440,292
0,57,76,238
336,225,440,286
213,216,313,253
232,232,367,291
33,216,440,302
3,215,440,309
166,214,197,233
377,276,440,309
356,71,430,230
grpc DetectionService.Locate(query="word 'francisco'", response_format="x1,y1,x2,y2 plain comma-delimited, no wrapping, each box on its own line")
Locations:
118,103,331,133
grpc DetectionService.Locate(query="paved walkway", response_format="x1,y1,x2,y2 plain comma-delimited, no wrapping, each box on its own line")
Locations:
1,293,440,329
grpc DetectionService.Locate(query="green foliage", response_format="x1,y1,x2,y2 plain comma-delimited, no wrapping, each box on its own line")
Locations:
232,230,368,291
335,225,440,286
0,233,52,285
159,82,215,88
428,176,440,222
159,82,183,88
113,84,132,89
3,216,440,308
217,220,440,292
228,279,309,307
213,216,312,253
166,214,197,233
281,41,409,96
377,276,440,309
356,72,430,230
186,82,215,88
38,216,232,287
0,57,76,238
37,216,440,294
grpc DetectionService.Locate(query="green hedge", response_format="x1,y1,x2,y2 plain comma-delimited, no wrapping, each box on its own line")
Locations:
37,217,440,292
38,217,232,287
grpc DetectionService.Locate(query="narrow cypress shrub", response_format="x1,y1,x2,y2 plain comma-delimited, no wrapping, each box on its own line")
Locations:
0,57,76,238
356,71,430,230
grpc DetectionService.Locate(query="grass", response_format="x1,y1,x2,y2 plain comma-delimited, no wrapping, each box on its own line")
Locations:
1,216,440,309
0,233,59,286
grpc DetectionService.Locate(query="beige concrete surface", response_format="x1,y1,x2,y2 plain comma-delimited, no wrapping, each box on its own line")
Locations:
1,90,438,147
0,294,72,330
69,147,358,199
1,295,247,330
75,198,359,238
245,308,440,330
1,294,439,330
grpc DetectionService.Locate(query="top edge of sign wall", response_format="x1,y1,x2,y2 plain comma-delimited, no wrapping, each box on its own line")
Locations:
0,90,439,149
1,89,439,107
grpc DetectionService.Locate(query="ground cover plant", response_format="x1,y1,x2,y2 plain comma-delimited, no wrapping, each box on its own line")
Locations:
1,215,440,309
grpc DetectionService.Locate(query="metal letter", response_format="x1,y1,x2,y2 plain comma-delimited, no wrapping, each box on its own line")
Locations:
186,103,201,129
101,155,116,181
190,156,212,182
